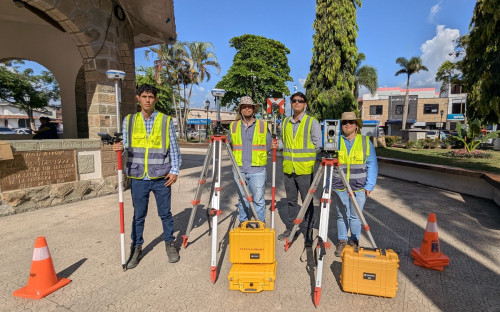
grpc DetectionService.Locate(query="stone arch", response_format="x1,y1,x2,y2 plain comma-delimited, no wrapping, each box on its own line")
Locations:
1,0,137,138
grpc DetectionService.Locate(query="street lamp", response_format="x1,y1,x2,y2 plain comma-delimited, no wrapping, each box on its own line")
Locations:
23,94,33,132
439,109,444,139
205,100,210,141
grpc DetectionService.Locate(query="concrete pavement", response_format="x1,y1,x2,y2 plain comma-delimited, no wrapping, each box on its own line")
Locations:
0,147,499,311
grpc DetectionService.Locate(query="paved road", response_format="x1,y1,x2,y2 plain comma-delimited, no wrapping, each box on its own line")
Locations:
0,147,499,311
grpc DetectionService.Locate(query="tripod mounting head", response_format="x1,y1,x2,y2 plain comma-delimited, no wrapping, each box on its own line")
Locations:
98,132,123,145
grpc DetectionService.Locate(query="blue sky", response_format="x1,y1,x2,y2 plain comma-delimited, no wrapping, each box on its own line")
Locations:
135,0,476,111
22,0,477,112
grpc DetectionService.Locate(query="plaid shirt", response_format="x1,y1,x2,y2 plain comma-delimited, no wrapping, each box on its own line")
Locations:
122,111,181,178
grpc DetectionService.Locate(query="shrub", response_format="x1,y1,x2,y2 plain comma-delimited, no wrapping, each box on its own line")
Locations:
446,150,492,158
405,139,424,149
385,136,401,146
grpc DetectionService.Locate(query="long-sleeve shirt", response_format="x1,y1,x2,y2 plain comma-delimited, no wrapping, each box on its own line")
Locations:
121,111,182,178
227,119,273,174
340,134,378,191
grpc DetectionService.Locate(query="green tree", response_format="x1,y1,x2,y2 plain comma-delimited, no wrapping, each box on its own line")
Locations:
0,61,59,131
461,0,500,123
215,34,292,109
395,56,428,130
354,52,378,99
304,0,361,120
136,66,174,115
435,60,461,94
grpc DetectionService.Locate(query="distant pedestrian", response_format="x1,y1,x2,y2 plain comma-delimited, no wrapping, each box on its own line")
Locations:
33,117,58,139
331,111,378,256
112,83,181,269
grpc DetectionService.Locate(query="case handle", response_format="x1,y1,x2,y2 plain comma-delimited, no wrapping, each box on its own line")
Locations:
241,221,265,230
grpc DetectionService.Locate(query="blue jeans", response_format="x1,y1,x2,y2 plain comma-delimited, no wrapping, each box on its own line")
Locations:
130,178,175,246
233,168,267,223
333,189,366,241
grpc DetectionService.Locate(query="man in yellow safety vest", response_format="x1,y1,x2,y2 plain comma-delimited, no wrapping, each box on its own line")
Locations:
273,92,322,247
113,84,182,269
229,96,272,224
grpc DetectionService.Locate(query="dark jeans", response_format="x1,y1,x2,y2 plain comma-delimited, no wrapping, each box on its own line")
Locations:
283,173,315,231
130,178,175,247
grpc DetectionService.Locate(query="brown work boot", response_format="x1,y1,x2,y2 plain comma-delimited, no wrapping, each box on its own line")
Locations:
334,240,347,257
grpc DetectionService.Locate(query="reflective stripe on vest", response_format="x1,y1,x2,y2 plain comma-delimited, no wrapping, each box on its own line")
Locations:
230,119,268,166
126,112,171,179
332,134,369,191
282,114,316,175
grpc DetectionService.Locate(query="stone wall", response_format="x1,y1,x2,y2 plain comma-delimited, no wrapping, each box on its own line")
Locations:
0,139,119,216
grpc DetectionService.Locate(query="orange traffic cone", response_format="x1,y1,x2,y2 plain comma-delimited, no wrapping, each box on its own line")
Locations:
13,236,71,299
411,213,449,271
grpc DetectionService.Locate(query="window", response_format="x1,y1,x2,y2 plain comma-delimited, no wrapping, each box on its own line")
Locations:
370,105,383,115
423,104,439,114
452,101,465,114
395,105,403,115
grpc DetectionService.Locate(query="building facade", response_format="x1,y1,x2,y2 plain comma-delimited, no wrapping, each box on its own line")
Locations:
360,87,466,136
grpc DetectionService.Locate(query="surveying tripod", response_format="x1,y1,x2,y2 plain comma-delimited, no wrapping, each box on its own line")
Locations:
182,122,261,283
283,153,377,306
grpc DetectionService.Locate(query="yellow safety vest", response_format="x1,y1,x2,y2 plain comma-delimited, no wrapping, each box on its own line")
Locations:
282,114,317,175
230,119,268,166
126,112,171,179
332,134,370,191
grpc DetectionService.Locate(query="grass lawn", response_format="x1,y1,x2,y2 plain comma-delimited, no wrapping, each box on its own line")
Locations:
375,147,500,174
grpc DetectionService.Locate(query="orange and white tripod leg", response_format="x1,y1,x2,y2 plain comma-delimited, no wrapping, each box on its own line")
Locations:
314,162,334,306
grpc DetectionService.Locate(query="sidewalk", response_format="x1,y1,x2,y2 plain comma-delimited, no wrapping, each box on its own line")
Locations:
0,147,499,311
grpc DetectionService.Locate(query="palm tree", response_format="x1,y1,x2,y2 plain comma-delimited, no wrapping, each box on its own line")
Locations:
354,53,378,100
395,56,428,130
145,42,189,139
182,41,220,138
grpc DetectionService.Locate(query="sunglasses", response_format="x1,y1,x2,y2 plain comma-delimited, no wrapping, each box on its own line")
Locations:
341,120,357,125
291,99,305,104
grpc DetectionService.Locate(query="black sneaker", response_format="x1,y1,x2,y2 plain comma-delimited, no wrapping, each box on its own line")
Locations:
165,241,180,263
334,240,347,257
277,229,300,241
126,245,142,269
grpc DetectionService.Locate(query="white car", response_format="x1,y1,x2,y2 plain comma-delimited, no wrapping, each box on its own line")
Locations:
426,131,438,140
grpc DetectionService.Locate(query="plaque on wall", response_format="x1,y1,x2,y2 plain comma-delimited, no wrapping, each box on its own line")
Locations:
0,150,77,192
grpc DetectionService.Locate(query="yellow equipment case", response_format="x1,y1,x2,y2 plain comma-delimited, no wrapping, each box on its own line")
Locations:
227,221,276,292
340,245,399,298
228,262,277,293
229,221,275,264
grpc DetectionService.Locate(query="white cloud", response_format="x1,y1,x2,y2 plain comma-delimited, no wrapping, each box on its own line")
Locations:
428,2,441,23
298,78,306,89
413,25,460,89
197,86,205,92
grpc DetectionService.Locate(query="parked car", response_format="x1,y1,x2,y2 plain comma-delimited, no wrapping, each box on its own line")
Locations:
426,130,438,140
439,130,450,140
13,128,31,134
0,127,16,134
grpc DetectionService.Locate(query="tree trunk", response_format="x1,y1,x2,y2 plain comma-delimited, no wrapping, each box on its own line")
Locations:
27,107,35,133
401,76,410,131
